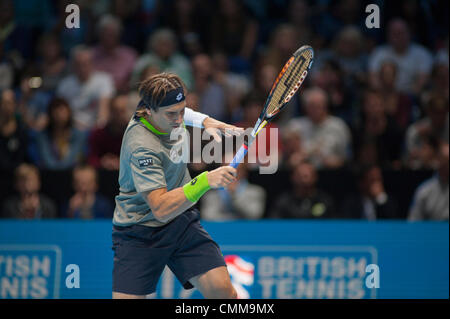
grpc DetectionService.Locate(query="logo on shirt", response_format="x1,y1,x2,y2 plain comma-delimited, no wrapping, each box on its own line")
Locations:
138,158,153,167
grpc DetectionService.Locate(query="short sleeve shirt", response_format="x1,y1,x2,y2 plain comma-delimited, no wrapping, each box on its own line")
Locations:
113,117,191,227
56,72,115,130
368,44,433,94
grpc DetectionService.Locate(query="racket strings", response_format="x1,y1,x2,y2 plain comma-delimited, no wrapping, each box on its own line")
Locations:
266,50,313,117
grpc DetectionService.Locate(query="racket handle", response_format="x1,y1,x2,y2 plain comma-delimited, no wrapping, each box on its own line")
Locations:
230,144,248,168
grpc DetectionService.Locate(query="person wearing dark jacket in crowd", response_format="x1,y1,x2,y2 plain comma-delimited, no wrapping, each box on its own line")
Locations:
341,164,399,219
0,89,29,171
269,160,336,219
1,163,57,219
63,164,113,219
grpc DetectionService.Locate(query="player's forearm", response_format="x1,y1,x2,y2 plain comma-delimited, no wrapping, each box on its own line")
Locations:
151,188,196,222
147,168,235,222
150,171,211,222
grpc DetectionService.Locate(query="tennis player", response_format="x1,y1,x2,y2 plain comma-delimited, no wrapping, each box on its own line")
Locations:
112,72,241,299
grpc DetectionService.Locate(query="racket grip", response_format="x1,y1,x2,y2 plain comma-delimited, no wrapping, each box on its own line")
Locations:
230,144,248,168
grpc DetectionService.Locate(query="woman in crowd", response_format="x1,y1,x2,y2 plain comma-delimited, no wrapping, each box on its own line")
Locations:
34,97,87,170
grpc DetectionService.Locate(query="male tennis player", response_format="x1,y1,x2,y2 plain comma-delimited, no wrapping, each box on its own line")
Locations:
112,72,241,299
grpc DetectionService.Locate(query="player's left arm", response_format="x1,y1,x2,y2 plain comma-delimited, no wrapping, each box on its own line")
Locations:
183,107,244,142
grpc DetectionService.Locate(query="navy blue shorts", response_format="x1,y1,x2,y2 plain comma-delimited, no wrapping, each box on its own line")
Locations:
112,209,226,295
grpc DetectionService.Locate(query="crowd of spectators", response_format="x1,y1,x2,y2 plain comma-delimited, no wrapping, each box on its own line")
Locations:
0,0,448,221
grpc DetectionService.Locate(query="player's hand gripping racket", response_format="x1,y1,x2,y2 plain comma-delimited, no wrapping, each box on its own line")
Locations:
229,45,314,168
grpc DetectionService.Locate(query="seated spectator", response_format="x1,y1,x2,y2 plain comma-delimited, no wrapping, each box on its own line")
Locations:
421,61,449,106
280,123,307,170
354,140,380,169
63,164,113,219
17,72,53,132
311,58,354,125
341,165,399,219
92,14,137,93
377,61,414,132
1,163,57,219
0,89,29,171
353,89,405,169
191,54,226,121
17,34,67,132
261,24,300,72
269,160,336,219
408,142,449,221
160,0,210,57
315,26,368,91
404,95,449,169
313,0,369,47
211,51,251,122
56,45,115,130
209,0,259,74
286,87,352,169
87,94,131,170
34,98,87,170
35,33,69,92
201,161,266,221
131,28,193,90
434,36,448,69
254,63,278,97
110,0,144,52
286,0,315,47
368,18,433,96
186,91,200,112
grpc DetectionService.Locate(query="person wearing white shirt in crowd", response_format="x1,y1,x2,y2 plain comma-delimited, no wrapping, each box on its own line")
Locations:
56,45,115,131
285,87,352,169
368,18,433,96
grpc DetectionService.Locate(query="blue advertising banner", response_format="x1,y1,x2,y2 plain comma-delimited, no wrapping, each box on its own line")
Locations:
0,220,448,299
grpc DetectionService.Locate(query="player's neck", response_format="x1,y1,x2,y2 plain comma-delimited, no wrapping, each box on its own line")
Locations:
140,116,169,135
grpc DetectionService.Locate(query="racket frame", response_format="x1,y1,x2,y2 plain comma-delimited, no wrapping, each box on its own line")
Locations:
229,45,314,169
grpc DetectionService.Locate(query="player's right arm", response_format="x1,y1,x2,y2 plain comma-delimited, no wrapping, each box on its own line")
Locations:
142,166,237,223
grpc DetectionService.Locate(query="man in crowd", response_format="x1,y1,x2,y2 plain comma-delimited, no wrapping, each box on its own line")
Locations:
408,142,449,221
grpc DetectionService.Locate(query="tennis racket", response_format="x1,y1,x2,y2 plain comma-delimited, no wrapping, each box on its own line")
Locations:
229,45,314,168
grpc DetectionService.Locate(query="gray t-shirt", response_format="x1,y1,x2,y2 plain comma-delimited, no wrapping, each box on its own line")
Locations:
113,117,191,227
